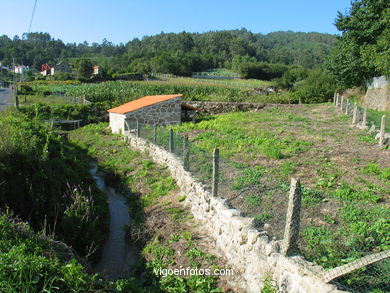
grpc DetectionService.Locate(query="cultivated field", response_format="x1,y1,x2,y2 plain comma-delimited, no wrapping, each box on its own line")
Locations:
165,104,390,271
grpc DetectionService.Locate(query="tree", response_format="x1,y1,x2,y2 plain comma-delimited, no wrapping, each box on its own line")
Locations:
326,0,390,87
72,58,93,81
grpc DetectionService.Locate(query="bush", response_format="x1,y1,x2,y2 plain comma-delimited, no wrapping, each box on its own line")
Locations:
294,68,336,103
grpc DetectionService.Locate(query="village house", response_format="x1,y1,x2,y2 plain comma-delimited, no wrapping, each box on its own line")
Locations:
108,94,197,134
41,64,51,76
13,65,30,74
93,65,103,76
41,62,71,76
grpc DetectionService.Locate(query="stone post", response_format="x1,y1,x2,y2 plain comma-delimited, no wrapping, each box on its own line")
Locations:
362,108,367,128
345,99,349,115
281,177,302,256
169,129,174,153
212,148,219,197
153,124,157,144
136,120,140,138
183,135,189,171
335,93,339,108
379,115,386,147
352,103,358,124
340,96,344,111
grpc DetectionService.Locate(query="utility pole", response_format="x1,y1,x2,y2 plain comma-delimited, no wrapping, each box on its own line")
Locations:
12,57,19,109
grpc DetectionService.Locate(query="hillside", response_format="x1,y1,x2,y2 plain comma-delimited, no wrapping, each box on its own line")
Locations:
0,29,336,76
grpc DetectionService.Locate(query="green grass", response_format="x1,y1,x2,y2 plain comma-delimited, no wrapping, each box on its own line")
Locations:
69,122,177,226
0,214,106,292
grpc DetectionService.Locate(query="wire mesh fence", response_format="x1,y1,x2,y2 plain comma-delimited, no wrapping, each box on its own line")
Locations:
126,119,389,292
335,94,389,133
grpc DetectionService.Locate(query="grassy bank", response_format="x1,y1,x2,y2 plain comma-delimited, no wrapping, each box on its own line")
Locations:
69,123,233,292
0,110,109,258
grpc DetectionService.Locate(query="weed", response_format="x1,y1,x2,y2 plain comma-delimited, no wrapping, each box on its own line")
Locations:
178,195,186,202
166,207,187,221
246,195,262,207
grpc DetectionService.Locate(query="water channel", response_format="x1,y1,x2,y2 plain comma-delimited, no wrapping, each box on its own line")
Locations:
90,162,139,280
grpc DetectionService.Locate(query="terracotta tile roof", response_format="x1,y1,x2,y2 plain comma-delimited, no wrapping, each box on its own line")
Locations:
107,94,183,114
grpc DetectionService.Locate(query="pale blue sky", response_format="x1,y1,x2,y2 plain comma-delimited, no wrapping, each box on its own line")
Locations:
0,0,352,44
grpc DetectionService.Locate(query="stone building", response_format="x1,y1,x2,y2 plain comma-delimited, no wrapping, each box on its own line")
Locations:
108,94,198,134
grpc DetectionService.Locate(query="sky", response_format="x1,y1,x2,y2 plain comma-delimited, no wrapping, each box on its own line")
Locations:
0,0,352,44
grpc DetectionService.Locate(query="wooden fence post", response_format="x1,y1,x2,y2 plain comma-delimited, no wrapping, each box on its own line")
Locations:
183,135,189,171
335,93,339,108
281,177,302,256
352,103,358,124
340,96,344,111
153,124,157,144
379,115,386,147
212,148,219,197
169,129,174,153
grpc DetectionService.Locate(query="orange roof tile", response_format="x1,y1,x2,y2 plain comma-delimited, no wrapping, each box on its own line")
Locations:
107,94,183,114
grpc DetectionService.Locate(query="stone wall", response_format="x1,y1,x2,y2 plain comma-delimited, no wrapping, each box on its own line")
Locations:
185,101,266,115
109,98,182,134
362,85,390,112
122,131,346,293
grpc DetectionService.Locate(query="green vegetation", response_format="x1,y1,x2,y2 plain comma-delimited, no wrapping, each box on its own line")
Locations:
167,104,389,275
69,123,176,225
0,214,107,292
70,123,224,292
326,0,390,87
0,111,108,257
0,30,336,78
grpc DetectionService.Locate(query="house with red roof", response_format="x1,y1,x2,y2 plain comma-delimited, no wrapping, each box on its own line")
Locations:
107,94,197,134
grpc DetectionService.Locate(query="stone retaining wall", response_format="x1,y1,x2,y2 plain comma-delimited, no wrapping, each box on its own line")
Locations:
123,132,346,293
362,85,390,112
185,101,266,114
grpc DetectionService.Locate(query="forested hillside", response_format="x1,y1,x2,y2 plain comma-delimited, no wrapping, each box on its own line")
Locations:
0,29,336,76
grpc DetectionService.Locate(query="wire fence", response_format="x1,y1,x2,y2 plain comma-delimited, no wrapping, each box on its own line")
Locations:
334,93,390,134
128,119,389,293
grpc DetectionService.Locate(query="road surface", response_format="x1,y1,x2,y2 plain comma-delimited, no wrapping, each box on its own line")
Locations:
0,88,13,111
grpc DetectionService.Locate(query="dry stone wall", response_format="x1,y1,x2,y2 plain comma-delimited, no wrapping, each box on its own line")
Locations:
362,86,390,112
185,101,266,114
124,97,181,126
123,132,346,293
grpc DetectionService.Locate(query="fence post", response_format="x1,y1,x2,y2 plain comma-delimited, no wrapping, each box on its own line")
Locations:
169,129,174,153
153,124,157,144
136,121,141,138
345,99,350,115
183,135,189,171
362,108,367,127
281,177,302,256
352,103,358,124
335,93,339,108
340,96,344,111
379,115,386,147
333,92,336,105
212,148,219,197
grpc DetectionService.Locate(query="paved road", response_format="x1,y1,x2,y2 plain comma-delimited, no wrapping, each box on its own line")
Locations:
0,88,13,111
